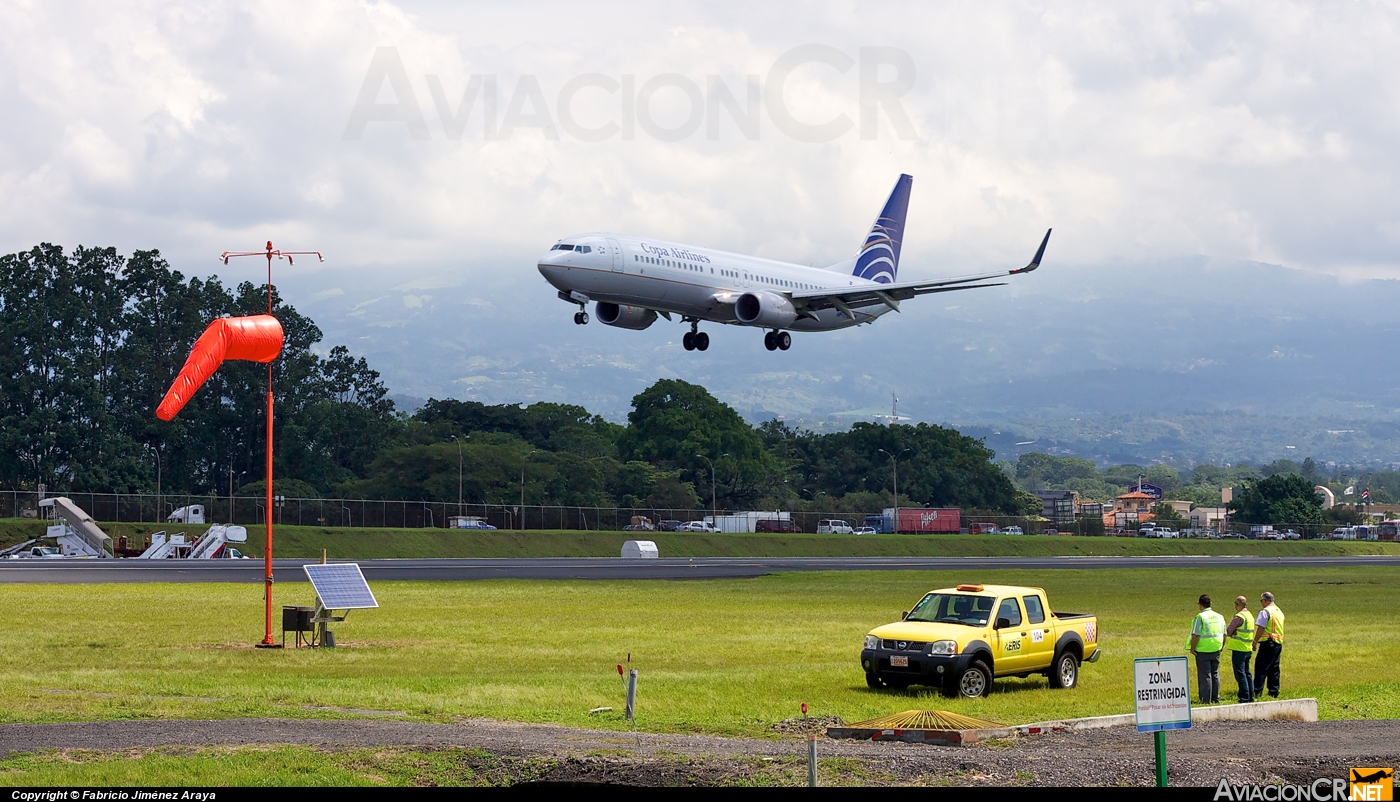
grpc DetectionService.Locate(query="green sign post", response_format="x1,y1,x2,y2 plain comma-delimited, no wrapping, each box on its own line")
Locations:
1134,656,1192,787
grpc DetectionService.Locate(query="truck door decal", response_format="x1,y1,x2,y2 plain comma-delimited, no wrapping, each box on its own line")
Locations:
1031,629,1044,643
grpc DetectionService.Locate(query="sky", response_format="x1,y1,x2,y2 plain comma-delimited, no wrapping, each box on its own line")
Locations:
3,1,1399,424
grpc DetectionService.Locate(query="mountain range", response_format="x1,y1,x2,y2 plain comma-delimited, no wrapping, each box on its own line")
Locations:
279,255,1400,467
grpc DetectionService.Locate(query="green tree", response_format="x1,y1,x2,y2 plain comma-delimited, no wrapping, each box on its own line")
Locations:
1228,473,1324,527
791,422,1022,513
1014,453,1098,490
1149,503,1187,527
0,244,401,496
620,379,779,508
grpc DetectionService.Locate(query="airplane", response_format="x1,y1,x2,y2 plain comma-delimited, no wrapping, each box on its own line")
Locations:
1351,769,1392,784
537,174,1051,352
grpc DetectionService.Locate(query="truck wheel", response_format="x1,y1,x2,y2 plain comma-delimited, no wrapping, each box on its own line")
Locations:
951,660,993,698
865,672,881,689
1049,651,1079,689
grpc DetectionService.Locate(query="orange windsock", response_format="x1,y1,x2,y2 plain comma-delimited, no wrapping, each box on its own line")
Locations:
156,315,284,421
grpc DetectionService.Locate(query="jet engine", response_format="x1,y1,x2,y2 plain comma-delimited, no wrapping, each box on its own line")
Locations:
596,301,658,330
735,291,797,329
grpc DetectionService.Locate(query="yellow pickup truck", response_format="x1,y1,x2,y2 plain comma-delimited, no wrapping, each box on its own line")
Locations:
860,583,1100,698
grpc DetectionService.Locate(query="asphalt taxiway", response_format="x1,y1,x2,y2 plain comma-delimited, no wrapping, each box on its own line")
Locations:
0,555,1395,582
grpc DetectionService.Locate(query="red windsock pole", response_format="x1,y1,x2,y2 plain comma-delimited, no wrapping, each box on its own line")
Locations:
217,241,323,647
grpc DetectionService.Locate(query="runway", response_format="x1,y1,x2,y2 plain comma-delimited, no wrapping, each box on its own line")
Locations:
0,554,1396,582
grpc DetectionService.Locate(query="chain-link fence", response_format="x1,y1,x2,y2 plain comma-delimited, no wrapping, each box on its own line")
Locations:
1,490,1386,539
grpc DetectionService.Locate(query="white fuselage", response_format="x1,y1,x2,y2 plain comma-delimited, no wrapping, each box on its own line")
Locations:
537,233,892,331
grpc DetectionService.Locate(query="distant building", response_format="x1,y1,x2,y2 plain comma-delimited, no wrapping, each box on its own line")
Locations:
1113,491,1155,516
1161,500,1193,516
1189,507,1228,529
1033,490,1076,524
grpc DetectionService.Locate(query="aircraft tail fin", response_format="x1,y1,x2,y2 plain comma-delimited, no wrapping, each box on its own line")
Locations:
851,174,912,284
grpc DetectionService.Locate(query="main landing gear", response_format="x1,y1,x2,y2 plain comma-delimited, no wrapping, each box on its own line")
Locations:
573,311,589,325
682,319,709,351
763,330,791,351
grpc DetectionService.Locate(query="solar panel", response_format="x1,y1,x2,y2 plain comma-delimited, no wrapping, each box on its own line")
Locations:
303,563,378,610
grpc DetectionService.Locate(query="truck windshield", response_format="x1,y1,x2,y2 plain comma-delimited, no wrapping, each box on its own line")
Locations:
906,593,996,626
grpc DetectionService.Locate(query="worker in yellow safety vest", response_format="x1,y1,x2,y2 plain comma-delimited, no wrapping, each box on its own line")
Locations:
1252,591,1285,699
1224,595,1255,702
1189,593,1226,704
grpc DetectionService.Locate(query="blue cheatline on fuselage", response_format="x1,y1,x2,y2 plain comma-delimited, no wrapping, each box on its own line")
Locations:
537,174,1053,350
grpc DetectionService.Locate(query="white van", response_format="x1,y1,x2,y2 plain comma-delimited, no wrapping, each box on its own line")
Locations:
817,519,854,534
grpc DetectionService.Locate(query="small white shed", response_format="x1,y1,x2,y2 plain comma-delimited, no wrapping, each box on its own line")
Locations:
620,540,659,559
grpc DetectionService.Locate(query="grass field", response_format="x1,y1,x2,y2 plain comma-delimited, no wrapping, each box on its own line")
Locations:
3,518,1397,559
0,567,1394,738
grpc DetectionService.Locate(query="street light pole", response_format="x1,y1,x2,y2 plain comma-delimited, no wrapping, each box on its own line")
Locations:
879,447,911,533
520,450,537,530
696,454,716,523
451,435,464,517
695,453,728,525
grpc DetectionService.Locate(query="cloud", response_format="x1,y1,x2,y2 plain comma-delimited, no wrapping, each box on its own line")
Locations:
2,0,1398,282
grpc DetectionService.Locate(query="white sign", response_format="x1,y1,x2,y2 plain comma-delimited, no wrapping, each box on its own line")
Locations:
1134,656,1192,732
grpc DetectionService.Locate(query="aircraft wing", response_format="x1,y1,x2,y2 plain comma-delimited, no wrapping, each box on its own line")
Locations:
788,229,1051,315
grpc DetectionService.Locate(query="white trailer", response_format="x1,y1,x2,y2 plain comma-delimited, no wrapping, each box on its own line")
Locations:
704,511,791,534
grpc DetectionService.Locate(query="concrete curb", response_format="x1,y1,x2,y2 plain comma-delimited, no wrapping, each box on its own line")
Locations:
1016,697,1318,735
827,698,1318,746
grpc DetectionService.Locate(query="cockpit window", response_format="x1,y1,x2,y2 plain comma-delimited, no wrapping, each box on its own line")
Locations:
551,244,576,251
577,245,591,253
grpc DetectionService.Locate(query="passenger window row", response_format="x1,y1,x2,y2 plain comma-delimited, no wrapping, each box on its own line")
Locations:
619,257,820,289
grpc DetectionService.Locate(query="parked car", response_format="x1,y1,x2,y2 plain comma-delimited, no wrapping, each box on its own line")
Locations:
755,518,801,534
853,526,878,535
1281,529,1301,540
1003,526,1024,535
968,522,1001,534
657,520,683,532
678,521,717,533
817,519,854,534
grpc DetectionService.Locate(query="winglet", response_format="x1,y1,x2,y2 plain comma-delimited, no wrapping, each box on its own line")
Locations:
1013,228,1052,274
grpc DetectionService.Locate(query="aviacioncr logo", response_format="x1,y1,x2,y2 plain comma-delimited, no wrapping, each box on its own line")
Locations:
343,45,924,143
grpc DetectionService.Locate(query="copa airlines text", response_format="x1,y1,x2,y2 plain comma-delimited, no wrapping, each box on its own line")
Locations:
538,174,1052,352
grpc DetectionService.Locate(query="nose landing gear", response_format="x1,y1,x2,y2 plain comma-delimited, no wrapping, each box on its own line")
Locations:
763,330,791,351
573,311,589,325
